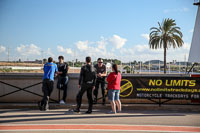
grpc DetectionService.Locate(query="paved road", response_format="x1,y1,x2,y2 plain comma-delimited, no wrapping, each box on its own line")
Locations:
0,108,200,133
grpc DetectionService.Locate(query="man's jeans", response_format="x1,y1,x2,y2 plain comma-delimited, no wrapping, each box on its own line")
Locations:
57,76,69,101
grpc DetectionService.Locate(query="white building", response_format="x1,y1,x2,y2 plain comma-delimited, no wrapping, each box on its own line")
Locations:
188,1,200,63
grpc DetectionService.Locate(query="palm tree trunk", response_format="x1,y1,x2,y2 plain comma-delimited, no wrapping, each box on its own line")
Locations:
164,46,167,74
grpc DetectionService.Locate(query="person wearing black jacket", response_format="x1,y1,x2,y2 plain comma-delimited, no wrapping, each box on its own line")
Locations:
74,56,96,114
93,58,107,105
57,56,69,104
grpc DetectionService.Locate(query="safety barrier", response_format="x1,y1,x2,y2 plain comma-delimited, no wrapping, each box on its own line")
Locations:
1,73,198,106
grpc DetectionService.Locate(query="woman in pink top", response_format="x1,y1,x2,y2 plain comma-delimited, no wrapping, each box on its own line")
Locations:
106,64,122,114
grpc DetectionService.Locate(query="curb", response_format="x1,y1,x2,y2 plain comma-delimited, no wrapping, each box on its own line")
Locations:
0,103,200,112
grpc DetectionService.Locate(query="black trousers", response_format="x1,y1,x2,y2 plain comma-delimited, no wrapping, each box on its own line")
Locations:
76,83,93,111
41,79,54,110
57,76,69,101
94,79,105,99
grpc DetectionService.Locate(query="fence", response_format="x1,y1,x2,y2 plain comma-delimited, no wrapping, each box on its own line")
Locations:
1,73,199,106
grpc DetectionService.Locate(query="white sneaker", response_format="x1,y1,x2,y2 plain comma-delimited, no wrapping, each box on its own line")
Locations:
59,100,65,104
107,110,116,114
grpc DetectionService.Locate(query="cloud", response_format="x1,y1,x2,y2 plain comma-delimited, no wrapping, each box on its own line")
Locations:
118,42,191,62
73,34,189,62
1,39,190,62
97,36,107,50
135,44,149,52
76,41,89,51
164,7,189,13
141,34,149,41
120,48,134,55
16,44,41,56
46,48,55,57
0,45,6,53
74,35,127,60
74,37,118,61
57,45,73,55
108,35,127,49
75,34,127,54
181,42,191,50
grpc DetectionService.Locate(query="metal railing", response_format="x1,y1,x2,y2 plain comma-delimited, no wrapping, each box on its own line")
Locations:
0,81,58,103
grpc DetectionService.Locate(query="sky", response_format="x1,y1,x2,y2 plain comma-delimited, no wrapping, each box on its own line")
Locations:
0,0,198,62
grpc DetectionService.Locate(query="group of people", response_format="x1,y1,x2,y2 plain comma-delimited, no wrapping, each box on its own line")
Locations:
38,56,122,114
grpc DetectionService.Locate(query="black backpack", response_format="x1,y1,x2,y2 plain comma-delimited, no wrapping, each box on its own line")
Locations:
83,65,95,82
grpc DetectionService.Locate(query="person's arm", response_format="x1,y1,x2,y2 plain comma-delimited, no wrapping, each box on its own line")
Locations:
100,65,107,77
101,71,107,77
54,64,59,77
92,72,96,87
78,67,84,88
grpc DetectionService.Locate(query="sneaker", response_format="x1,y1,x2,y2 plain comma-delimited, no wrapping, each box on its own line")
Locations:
117,110,122,113
43,108,49,111
59,100,66,104
73,109,80,113
85,110,92,114
107,110,116,114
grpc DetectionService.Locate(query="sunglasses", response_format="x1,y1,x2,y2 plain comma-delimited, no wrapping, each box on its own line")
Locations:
98,62,103,63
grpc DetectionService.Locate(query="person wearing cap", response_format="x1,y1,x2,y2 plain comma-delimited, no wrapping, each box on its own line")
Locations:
93,58,107,105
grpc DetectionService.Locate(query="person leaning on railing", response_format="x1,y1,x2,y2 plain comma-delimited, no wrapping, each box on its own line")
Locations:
56,56,69,104
38,57,58,111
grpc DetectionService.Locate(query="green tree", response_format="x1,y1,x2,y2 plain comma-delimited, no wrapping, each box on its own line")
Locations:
123,66,130,73
43,58,47,64
149,18,183,73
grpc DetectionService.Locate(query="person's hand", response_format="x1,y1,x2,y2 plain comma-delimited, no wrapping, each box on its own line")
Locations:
97,73,102,77
58,71,62,74
92,86,95,91
78,85,81,88
54,73,58,77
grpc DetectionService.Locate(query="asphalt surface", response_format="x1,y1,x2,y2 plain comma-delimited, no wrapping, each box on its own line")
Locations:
0,105,200,133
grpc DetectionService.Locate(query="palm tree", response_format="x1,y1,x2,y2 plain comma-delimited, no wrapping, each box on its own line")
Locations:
149,18,184,74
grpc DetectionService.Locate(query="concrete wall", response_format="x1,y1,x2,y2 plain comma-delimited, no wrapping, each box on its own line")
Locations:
0,73,81,103
0,73,192,104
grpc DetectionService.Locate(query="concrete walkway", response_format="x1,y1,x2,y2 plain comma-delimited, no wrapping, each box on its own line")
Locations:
0,104,200,133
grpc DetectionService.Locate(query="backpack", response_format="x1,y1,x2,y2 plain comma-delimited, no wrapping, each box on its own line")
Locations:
83,65,95,83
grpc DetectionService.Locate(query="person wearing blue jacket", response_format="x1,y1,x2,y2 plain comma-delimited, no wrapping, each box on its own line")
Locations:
38,57,58,111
